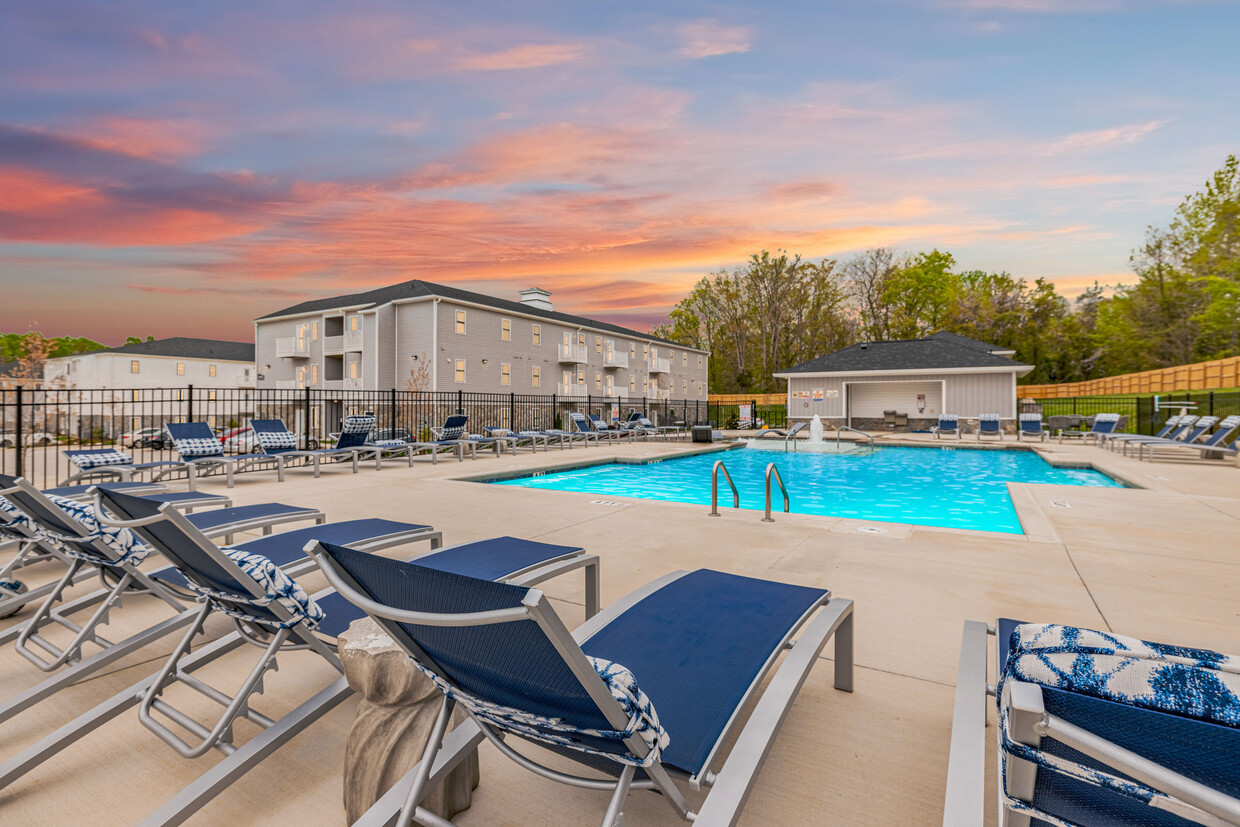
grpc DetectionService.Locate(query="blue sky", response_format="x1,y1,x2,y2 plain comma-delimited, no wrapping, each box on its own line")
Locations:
1,0,1236,342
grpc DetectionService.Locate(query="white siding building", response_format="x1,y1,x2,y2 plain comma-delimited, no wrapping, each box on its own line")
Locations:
774,332,1033,430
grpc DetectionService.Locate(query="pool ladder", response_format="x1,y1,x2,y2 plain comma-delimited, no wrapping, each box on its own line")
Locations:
835,425,875,449
709,459,791,521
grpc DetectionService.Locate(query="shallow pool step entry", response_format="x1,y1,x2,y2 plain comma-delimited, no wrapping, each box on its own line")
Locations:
740,439,875,456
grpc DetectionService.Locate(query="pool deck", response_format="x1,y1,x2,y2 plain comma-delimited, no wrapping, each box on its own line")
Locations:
2,434,1238,826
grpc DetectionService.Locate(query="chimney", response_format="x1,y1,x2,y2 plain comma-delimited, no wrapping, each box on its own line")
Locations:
518,287,553,312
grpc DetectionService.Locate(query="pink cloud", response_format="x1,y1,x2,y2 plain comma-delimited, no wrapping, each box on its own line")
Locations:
676,20,751,58
455,42,586,71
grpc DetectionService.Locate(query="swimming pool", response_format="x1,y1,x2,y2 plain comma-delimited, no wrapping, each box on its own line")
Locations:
488,446,1124,534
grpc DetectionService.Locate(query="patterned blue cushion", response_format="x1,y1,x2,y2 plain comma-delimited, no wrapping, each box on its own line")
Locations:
175,437,224,458
342,415,375,435
439,425,466,440
1094,413,1121,423
410,653,669,768
255,430,297,452
370,439,406,448
0,495,34,532
998,623,1240,824
1018,413,1042,423
40,494,153,566
979,413,1001,422
181,547,324,630
67,449,133,470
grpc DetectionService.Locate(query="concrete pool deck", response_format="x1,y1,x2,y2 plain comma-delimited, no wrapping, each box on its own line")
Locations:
1,435,1237,825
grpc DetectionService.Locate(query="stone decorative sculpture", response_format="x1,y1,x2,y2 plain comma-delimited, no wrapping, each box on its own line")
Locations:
339,617,479,822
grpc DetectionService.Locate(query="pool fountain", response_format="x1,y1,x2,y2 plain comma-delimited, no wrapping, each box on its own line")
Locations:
742,414,871,453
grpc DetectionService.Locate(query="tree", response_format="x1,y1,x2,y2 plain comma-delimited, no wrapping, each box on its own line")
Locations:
404,353,432,392
882,250,958,339
843,248,896,341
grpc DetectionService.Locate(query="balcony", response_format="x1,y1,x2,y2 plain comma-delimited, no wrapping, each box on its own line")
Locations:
344,329,363,351
276,337,309,358
603,351,629,369
557,383,587,397
558,344,588,364
274,380,300,390
603,387,627,398
323,335,344,354
648,357,671,374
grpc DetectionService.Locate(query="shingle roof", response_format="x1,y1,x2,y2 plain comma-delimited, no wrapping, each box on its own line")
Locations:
87,338,254,362
925,330,1014,354
777,336,1030,374
254,279,704,351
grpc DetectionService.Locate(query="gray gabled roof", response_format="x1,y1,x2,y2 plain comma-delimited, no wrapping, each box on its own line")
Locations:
925,330,1015,355
777,336,1030,375
86,338,254,363
254,279,704,351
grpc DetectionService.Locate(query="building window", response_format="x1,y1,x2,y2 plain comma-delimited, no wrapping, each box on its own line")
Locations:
698,382,703,395
501,318,511,341
595,372,602,390
532,409,540,428
532,366,541,387
176,362,185,376
595,336,602,354
577,370,585,385
698,355,703,369
131,360,140,374
501,408,510,428
349,362,358,379
532,324,541,345
311,365,318,385
562,331,571,347
455,360,466,383
563,370,571,388
629,376,635,392
606,375,614,392
650,346,657,360
176,389,185,401
629,343,635,358
298,367,306,388
643,376,648,392
682,352,688,367
208,390,217,401
455,310,466,334
682,379,687,394
312,322,319,341
501,363,511,386
209,364,217,377
350,316,359,331
207,416,216,428
577,332,584,346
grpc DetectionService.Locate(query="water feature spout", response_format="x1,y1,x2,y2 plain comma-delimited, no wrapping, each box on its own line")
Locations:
809,415,824,444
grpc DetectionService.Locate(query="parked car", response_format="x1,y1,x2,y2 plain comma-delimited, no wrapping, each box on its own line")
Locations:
222,426,319,453
0,432,55,447
132,430,172,450
121,427,163,448
372,428,414,444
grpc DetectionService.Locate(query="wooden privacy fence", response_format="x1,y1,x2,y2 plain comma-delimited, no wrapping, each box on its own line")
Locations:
708,393,786,405
1020,355,1240,399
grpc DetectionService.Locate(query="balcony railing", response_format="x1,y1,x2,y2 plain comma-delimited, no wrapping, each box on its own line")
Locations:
276,337,309,358
274,380,300,390
648,357,671,374
558,344,588,364
323,335,344,354
344,329,363,351
604,351,629,369
557,383,587,397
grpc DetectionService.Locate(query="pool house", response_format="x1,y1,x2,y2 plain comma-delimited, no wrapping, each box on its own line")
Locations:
774,331,1033,431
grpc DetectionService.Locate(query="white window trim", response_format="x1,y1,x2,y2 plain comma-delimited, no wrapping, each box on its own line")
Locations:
533,324,541,345
455,359,467,384
455,310,467,335
501,363,511,386
532,366,541,387
501,318,511,341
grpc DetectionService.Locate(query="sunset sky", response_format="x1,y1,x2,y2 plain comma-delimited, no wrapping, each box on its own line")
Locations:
1,0,1237,344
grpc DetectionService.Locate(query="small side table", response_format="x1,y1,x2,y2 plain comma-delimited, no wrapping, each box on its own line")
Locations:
338,617,479,823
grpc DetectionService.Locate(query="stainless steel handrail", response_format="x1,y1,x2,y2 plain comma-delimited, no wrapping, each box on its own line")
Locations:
835,425,875,449
709,459,739,516
763,463,790,522
784,422,806,451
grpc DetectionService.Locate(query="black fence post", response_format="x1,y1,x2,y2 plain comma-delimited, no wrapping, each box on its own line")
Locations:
457,389,463,416
186,385,194,423
1209,391,1215,417
390,387,398,433
14,385,23,478
509,392,515,430
303,386,311,447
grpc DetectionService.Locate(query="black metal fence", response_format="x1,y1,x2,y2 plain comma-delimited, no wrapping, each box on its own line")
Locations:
0,386,710,490
704,402,788,430
1019,391,1240,436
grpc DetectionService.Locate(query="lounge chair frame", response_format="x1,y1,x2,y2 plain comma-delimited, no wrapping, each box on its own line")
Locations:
311,554,855,827
942,621,1240,827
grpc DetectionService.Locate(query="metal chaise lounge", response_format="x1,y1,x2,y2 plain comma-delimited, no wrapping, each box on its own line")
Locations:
309,544,856,827
250,418,377,477
977,413,1004,442
1100,414,1189,452
567,412,608,445
1016,414,1047,442
1139,414,1240,462
346,414,460,468
625,413,662,439
0,489,599,827
942,619,1240,827
590,413,642,441
1110,415,1209,456
59,448,188,487
162,421,287,488
427,415,483,460
932,414,961,440
1058,413,1121,445
483,426,549,453
0,476,337,721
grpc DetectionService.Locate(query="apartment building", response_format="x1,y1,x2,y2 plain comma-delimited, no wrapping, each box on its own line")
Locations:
253,280,710,402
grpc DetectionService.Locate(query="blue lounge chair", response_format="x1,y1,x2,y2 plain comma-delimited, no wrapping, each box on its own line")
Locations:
1058,413,1121,445
0,480,440,732
943,619,1240,827
1140,414,1240,462
591,412,642,440
933,414,961,440
251,418,371,477
1016,414,1046,443
1,480,235,620
625,413,663,439
1101,414,1189,451
1110,415,1207,456
0,489,599,825
59,447,187,487
567,412,607,445
976,414,1003,442
309,544,856,827
426,414,488,459
483,426,548,453
164,421,288,488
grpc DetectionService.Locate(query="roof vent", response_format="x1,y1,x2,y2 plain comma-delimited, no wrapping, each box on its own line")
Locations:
517,287,553,312
859,342,868,349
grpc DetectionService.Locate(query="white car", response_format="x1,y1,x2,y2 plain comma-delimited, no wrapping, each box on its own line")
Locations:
0,432,55,447
222,427,319,453
121,427,164,448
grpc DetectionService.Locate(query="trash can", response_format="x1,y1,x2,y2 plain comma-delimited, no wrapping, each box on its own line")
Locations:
692,425,714,443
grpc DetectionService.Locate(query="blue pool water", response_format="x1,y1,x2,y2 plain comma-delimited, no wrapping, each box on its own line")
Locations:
489,446,1123,534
